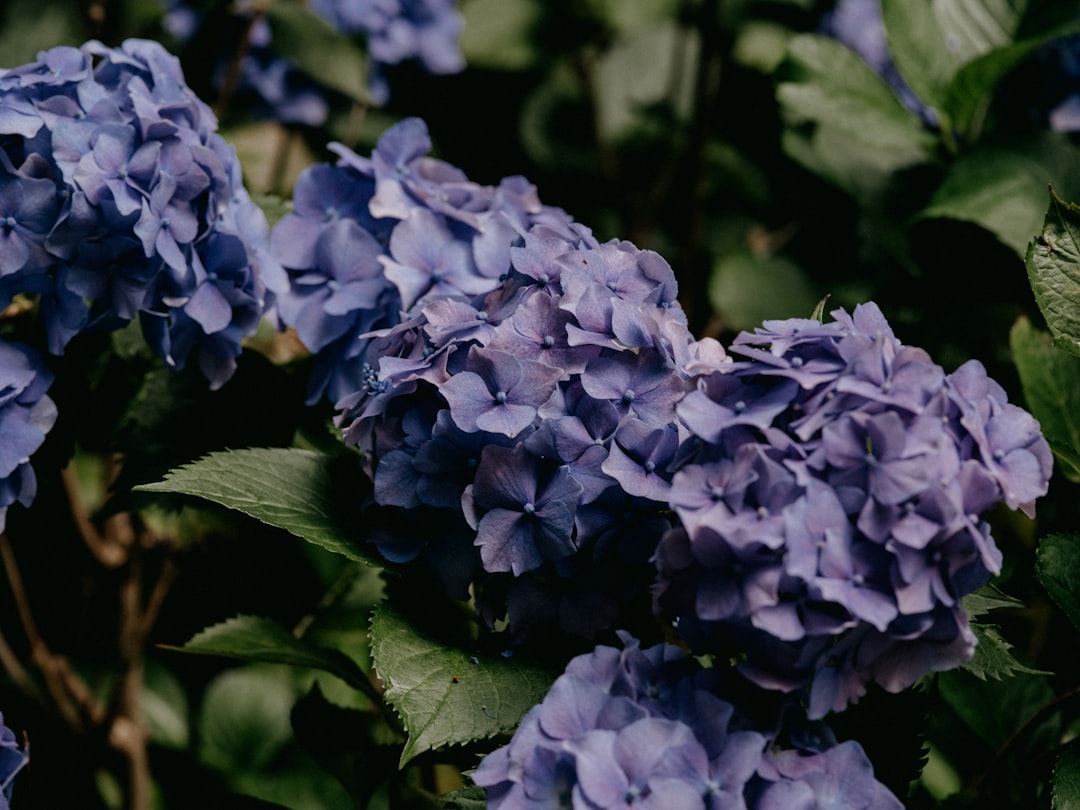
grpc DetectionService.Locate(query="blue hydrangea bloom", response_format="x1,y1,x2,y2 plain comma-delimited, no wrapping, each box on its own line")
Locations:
655,302,1053,717
309,0,465,105
0,713,27,808
275,117,727,639
0,340,57,533
473,634,901,809
0,39,280,388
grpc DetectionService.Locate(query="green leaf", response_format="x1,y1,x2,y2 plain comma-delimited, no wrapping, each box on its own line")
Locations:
199,665,298,773
1054,740,1080,810
593,22,699,141
459,0,542,70
1027,189,1080,358
164,615,376,699
136,447,379,565
962,584,1024,618
777,34,934,200
263,3,371,103
1010,317,1080,482
1037,534,1080,634
142,660,189,750
369,604,556,766
883,0,1024,114
938,666,1054,750
708,251,820,332
963,623,1049,681
441,786,488,810
921,135,1080,256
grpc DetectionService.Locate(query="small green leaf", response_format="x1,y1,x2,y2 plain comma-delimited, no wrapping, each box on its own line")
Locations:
164,615,375,698
263,3,372,103
1010,317,1080,481
1037,534,1080,634
963,623,1050,681
441,786,488,809
1054,740,1080,810
1027,189,1080,358
136,448,378,565
370,604,556,766
962,584,1024,618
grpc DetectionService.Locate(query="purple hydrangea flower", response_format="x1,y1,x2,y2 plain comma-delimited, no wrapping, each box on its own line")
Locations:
474,634,901,809
0,340,56,534
309,0,465,105
0,39,278,388
655,302,1052,717
0,713,28,808
276,117,726,639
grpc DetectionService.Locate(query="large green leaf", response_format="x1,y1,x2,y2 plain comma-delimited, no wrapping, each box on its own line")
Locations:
921,135,1080,257
370,604,556,766
1036,534,1080,634
883,0,1023,113
136,447,378,565
1010,317,1080,481
1027,189,1080,358
777,34,934,200
164,615,376,699
263,3,371,103
1055,741,1080,810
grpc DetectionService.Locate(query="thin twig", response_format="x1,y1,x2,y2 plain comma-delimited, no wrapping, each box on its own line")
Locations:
0,533,103,732
60,466,126,569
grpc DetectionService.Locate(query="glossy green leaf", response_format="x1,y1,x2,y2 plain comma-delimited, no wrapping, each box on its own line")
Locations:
1010,317,1080,481
136,448,378,565
777,34,934,199
263,3,371,103
921,135,1080,256
1027,189,1080,357
164,615,376,699
1054,741,1080,810
370,604,556,766
1037,534,1080,634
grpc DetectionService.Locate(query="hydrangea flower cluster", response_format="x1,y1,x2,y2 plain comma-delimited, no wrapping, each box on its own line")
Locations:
473,633,902,809
165,0,463,121
0,712,28,808
310,0,465,105
0,39,278,388
654,303,1053,717
0,340,56,534
163,1,335,127
273,117,725,636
